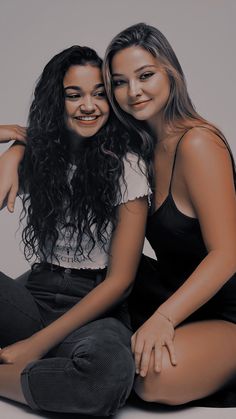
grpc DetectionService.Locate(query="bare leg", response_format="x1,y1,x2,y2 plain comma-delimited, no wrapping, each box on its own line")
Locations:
134,320,236,405
0,363,27,404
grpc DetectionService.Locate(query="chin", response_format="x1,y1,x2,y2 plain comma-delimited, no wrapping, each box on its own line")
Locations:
130,111,153,121
78,131,98,138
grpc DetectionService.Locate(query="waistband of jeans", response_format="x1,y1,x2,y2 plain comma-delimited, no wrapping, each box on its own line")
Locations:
31,262,107,279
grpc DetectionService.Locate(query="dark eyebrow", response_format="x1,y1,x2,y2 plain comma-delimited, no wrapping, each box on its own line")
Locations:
64,83,104,91
112,65,158,77
94,83,105,89
64,86,81,91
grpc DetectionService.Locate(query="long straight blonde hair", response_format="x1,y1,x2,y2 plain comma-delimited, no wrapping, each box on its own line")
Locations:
103,23,235,184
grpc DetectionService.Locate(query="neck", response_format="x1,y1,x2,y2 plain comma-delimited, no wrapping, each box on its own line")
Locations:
147,112,171,143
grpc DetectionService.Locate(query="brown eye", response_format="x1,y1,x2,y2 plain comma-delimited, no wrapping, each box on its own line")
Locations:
140,72,154,80
113,79,126,87
94,91,106,98
65,93,81,100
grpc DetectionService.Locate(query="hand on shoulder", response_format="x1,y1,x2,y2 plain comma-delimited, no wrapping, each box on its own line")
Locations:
0,124,26,143
0,146,22,212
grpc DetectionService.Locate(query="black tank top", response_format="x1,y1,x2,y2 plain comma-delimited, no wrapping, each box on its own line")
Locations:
146,128,234,285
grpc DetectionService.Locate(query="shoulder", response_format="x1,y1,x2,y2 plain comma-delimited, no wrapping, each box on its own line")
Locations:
118,152,151,205
123,151,142,164
176,126,233,174
176,127,235,190
123,152,147,174
178,126,229,159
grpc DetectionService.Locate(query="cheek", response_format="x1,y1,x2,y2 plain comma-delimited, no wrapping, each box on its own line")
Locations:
158,76,170,99
114,89,127,108
102,111,110,126
101,103,110,120
64,104,74,129
104,102,110,115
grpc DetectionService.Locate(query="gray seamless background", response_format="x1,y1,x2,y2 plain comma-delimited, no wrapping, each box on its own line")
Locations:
0,0,235,278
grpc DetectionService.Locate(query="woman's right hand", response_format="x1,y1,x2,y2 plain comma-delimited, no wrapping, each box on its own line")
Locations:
0,124,26,143
131,311,177,377
0,334,46,366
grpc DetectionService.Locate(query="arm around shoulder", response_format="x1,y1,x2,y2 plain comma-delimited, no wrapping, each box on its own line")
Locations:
0,142,25,211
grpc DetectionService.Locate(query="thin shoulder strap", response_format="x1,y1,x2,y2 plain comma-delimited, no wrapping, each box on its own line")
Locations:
168,125,236,193
168,129,190,193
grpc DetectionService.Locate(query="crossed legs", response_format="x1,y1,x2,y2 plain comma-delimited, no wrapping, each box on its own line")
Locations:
0,272,135,414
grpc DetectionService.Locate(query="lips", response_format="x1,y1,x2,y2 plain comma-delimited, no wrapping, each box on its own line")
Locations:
130,99,151,108
74,116,100,121
73,115,101,125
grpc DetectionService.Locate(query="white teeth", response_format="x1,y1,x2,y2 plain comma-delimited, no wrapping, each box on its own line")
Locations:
75,116,98,121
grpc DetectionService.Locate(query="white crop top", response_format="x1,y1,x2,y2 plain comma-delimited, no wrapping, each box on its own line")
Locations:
44,153,151,269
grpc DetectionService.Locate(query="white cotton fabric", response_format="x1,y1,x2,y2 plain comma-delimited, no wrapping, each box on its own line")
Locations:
45,153,152,270
118,153,152,205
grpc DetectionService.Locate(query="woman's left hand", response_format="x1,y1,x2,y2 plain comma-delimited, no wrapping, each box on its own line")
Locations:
0,336,45,366
0,146,23,212
131,311,177,377
0,125,26,143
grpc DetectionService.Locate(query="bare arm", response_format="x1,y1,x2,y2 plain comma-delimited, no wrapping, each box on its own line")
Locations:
157,129,236,325
34,197,148,351
132,128,236,377
0,196,148,364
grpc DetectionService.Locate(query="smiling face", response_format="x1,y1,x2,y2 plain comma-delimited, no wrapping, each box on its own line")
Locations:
111,46,170,125
63,64,110,138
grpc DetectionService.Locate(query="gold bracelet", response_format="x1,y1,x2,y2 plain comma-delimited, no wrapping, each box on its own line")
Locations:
156,310,173,325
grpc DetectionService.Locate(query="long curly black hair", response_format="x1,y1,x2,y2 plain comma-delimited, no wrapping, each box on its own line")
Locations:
20,45,153,263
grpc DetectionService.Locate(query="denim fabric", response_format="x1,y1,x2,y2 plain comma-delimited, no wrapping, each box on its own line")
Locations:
25,263,132,329
0,271,43,346
0,267,135,415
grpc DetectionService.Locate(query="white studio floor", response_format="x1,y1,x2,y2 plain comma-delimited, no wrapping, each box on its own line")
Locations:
0,398,236,419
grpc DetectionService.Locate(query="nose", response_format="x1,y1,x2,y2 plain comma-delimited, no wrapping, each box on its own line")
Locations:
80,96,96,113
128,80,142,98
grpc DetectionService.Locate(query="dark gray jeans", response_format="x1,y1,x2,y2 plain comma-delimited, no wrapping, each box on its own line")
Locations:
0,265,135,415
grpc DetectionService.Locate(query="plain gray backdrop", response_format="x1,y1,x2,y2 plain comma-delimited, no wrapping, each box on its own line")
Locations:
0,0,235,277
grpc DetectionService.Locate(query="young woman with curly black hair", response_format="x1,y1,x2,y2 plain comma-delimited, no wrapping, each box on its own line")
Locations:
0,45,152,415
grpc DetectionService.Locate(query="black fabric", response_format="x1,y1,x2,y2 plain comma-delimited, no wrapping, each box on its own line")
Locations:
129,129,236,407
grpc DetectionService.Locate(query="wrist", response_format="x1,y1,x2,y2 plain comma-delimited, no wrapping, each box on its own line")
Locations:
31,329,53,355
155,308,176,327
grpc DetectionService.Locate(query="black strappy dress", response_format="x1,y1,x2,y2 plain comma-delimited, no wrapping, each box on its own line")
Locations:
129,130,236,407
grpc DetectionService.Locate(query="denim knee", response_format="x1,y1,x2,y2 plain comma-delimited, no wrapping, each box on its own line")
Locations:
21,318,135,415
71,319,135,415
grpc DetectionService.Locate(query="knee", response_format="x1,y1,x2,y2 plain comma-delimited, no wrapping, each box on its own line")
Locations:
134,374,184,406
75,324,134,385
134,359,185,406
72,320,135,414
